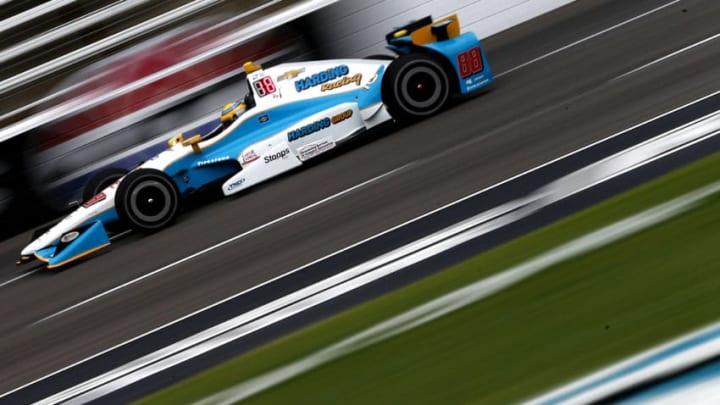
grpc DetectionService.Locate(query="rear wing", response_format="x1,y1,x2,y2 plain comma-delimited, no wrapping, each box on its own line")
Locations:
385,14,461,47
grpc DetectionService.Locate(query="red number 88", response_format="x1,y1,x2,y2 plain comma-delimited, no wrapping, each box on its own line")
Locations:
457,47,483,78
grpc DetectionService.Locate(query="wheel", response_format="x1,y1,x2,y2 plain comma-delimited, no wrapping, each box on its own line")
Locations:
381,53,451,123
82,168,127,202
115,169,179,232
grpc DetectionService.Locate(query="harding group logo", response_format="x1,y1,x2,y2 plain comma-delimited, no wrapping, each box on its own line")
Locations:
287,118,332,142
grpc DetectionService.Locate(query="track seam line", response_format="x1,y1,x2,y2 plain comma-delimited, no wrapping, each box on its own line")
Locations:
496,0,680,77
614,31,720,81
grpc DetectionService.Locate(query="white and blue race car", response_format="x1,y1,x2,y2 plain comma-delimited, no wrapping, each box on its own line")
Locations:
17,15,494,269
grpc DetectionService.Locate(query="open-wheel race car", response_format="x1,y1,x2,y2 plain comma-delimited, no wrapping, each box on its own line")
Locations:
17,14,494,269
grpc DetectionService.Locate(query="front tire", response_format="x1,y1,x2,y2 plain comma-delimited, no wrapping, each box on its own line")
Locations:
115,169,179,233
382,53,451,123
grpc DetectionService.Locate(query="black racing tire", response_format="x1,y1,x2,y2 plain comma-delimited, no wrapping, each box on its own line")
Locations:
381,53,451,123
115,169,179,233
82,168,127,202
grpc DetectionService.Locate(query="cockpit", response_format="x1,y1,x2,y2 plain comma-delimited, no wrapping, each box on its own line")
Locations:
187,61,264,142
203,88,256,141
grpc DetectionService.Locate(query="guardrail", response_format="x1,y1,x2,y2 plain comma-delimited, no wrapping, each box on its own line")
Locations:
0,0,338,144
0,0,152,65
0,0,76,35
0,0,225,96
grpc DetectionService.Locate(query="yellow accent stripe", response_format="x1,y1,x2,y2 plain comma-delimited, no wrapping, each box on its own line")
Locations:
46,243,111,269
34,252,49,263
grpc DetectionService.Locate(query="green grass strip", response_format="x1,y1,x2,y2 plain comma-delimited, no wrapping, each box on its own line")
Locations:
139,152,720,405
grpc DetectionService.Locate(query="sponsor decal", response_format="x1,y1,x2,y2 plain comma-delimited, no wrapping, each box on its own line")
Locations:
83,192,106,208
259,114,270,123
60,231,80,244
299,140,335,161
228,178,245,190
196,156,231,167
321,73,362,92
252,76,276,97
264,148,291,164
464,75,490,91
363,72,379,89
241,149,260,165
331,109,353,124
287,118,331,142
277,68,305,81
457,47,483,78
295,65,350,92
110,179,122,188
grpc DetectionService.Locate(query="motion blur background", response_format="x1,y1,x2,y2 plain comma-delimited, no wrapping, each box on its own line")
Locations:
0,0,565,239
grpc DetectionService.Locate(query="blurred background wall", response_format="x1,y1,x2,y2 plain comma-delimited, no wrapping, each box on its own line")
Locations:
306,0,575,57
0,0,573,239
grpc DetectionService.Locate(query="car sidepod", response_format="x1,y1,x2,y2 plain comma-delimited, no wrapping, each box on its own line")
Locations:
222,102,365,196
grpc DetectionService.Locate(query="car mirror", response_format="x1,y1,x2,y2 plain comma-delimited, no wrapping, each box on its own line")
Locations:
168,134,185,147
181,134,203,153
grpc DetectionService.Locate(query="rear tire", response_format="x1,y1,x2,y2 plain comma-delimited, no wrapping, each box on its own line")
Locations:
381,53,451,123
115,169,179,233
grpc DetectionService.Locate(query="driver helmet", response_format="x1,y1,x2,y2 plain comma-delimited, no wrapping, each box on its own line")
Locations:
220,100,246,124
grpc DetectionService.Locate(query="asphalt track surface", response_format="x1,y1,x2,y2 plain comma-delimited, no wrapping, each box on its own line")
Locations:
1,0,719,402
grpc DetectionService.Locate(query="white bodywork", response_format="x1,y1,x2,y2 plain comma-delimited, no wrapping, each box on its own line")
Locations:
21,181,120,256
21,59,393,258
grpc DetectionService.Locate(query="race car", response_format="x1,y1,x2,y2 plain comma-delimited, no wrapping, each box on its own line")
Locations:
17,14,494,269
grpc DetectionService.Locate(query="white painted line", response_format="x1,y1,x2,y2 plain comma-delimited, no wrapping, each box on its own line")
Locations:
0,269,41,289
640,377,720,404
6,90,718,400
614,32,720,81
540,111,720,205
36,166,409,323
496,0,680,78
28,114,720,403
194,181,720,405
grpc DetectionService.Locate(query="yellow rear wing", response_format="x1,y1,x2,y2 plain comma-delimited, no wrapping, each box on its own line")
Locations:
410,14,461,46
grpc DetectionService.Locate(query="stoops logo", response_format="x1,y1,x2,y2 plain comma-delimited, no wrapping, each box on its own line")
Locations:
287,118,331,142
264,148,290,164
295,65,350,92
